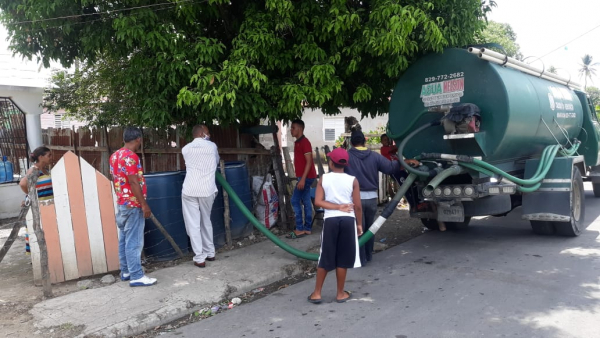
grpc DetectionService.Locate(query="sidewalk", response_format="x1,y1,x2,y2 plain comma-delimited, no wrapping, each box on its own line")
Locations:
30,233,321,338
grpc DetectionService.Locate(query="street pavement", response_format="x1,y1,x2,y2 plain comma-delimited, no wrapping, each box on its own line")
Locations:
166,183,600,338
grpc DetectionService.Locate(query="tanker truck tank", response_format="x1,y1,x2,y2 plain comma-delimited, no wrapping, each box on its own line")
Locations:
387,48,600,237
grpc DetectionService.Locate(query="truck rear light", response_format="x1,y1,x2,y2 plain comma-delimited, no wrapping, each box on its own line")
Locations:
443,187,452,196
453,187,462,196
464,186,474,196
434,188,442,196
503,186,516,194
489,186,500,194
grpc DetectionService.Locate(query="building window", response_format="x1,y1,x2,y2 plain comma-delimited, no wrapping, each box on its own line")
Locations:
323,117,344,142
54,114,70,129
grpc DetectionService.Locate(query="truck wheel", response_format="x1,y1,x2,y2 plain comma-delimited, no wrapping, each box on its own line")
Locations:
530,221,555,235
593,183,600,197
553,166,585,237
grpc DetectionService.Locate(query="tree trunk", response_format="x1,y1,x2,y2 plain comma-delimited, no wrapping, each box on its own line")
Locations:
27,171,53,298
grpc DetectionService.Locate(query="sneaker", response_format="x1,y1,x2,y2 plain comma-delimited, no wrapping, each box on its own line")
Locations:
121,273,130,281
129,275,157,287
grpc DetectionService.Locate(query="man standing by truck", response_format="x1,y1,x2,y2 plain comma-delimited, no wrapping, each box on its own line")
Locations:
345,130,403,265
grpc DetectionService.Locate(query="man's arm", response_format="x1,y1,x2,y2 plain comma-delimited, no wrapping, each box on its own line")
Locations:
128,175,151,218
352,178,363,235
214,143,220,167
377,152,401,175
296,152,313,190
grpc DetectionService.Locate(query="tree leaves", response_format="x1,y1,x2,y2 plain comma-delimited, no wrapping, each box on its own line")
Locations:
1,0,492,127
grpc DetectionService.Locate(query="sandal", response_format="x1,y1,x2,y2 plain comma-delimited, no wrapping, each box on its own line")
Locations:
307,295,322,304
336,290,352,303
286,231,306,239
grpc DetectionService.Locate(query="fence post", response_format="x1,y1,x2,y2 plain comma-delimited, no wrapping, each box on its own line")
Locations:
27,170,52,298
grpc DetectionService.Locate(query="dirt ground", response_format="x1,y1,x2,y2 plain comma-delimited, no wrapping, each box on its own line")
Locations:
0,205,425,338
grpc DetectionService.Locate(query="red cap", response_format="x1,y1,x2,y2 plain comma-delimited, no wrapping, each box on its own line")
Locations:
328,147,349,166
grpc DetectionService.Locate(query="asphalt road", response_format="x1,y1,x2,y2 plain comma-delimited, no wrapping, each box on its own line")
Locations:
166,184,600,338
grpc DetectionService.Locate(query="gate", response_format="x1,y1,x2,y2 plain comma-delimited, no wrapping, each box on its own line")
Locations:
0,97,29,180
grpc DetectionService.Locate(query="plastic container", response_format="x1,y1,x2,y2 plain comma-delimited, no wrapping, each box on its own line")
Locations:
0,157,5,183
223,161,253,239
3,156,13,182
143,171,189,261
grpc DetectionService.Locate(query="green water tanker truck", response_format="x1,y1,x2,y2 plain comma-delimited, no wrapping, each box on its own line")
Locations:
388,47,600,236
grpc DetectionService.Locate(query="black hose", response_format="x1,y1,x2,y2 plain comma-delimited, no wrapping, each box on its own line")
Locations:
396,120,442,177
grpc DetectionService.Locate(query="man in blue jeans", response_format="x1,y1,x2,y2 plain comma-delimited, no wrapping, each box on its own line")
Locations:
110,127,157,287
288,119,318,238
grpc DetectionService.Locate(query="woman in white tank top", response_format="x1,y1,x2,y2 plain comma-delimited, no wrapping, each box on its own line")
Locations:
308,148,363,304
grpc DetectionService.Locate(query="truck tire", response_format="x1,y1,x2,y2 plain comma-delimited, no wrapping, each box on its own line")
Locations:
530,221,555,235
421,217,471,231
593,183,600,197
553,166,585,237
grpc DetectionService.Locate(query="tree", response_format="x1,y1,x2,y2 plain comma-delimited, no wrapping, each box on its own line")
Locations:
579,54,599,90
1,0,495,128
475,21,521,59
586,86,600,111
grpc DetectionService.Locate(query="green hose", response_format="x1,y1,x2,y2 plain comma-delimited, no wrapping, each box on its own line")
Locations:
216,172,319,261
215,171,414,261
423,165,464,194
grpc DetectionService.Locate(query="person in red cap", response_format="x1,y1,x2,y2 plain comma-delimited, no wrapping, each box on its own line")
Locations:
308,147,362,304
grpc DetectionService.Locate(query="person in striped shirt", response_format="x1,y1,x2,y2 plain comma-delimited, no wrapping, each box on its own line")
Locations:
20,146,54,255
181,124,220,268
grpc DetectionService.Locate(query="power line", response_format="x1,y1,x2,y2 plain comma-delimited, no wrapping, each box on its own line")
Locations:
6,0,208,35
6,0,201,25
539,22,600,59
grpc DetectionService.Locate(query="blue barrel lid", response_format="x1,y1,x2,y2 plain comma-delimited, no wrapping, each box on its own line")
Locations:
144,171,181,178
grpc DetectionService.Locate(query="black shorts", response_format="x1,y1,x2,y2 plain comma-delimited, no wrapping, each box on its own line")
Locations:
318,216,359,271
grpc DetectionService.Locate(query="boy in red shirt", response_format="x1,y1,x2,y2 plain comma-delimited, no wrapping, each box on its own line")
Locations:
379,134,398,161
288,119,318,238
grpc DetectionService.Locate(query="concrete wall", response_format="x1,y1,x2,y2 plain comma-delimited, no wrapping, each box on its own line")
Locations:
0,183,23,219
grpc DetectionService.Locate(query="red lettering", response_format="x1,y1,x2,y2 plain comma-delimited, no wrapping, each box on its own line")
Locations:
443,78,464,93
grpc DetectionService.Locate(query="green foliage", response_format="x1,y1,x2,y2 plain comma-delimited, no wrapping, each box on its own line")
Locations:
1,0,494,127
475,21,521,59
587,86,600,110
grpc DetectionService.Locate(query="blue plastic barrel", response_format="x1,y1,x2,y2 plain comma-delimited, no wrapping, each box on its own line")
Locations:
0,157,5,183
224,161,253,239
143,171,189,261
4,156,13,182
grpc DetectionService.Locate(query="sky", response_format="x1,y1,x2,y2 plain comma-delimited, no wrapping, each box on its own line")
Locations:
488,0,600,88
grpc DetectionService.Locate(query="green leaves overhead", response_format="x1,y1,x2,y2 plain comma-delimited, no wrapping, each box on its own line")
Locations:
1,0,493,127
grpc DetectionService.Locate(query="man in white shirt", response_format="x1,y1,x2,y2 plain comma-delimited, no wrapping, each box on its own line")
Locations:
182,124,220,268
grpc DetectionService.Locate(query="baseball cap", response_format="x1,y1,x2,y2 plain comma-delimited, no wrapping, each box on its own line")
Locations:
328,147,349,166
350,130,365,146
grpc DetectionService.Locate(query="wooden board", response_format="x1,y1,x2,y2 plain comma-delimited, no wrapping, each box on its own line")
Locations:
97,171,120,272
51,156,80,280
80,159,108,274
40,204,65,283
64,152,93,277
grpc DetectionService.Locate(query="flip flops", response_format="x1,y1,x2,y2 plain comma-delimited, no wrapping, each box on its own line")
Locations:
307,295,322,304
336,291,352,303
286,231,306,239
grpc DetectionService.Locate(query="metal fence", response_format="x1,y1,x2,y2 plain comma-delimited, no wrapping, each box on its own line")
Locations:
0,97,29,181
